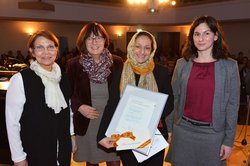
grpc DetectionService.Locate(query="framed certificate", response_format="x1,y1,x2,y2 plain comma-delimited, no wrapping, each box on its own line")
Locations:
105,85,168,153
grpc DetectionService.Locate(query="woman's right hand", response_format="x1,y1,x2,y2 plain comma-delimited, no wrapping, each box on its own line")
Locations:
98,137,115,149
14,159,28,166
78,104,99,119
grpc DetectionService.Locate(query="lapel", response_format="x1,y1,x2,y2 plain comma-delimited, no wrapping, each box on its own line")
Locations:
213,59,227,113
176,60,193,116
180,60,193,101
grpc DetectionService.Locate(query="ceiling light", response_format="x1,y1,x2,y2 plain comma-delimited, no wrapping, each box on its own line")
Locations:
128,0,176,13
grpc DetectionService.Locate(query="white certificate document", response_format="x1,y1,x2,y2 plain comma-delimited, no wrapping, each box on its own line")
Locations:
116,96,155,132
105,85,168,153
132,129,169,163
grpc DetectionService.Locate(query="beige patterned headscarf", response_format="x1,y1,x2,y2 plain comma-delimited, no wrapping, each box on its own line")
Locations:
120,30,158,95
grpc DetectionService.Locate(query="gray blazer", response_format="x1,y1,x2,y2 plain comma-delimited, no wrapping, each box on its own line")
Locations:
166,57,240,147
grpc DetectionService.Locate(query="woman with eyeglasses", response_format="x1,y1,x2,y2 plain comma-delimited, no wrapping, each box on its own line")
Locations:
66,22,123,166
5,30,74,166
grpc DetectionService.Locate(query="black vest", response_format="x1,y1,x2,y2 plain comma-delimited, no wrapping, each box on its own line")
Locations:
20,69,71,166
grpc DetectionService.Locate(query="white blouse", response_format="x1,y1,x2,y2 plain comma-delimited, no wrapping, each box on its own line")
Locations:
5,72,74,163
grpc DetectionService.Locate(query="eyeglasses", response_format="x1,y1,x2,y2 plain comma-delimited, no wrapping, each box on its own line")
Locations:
33,45,57,53
86,36,104,43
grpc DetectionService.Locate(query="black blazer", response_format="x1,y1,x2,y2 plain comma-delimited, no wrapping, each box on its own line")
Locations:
97,63,174,142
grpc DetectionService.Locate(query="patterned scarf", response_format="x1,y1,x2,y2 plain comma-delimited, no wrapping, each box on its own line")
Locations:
120,31,158,95
79,48,113,84
30,61,67,113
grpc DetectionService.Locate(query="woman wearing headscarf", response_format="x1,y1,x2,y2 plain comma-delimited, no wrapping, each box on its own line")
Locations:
97,30,174,166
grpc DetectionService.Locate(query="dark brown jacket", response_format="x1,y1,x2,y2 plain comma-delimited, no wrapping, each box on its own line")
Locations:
66,55,123,135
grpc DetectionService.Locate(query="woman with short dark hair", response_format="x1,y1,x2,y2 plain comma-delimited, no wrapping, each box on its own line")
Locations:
67,22,122,166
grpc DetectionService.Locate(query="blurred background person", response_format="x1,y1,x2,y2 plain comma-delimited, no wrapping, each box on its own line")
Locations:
16,50,25,62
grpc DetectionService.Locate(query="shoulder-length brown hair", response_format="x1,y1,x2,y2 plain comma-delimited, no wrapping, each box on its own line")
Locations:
182,15,229,61
76,22,110,54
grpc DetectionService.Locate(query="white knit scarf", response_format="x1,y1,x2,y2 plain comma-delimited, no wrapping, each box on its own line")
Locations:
30,61,67,114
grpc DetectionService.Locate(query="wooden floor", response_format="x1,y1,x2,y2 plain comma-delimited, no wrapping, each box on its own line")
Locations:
69,125,250,166
1,124,249,166
227,125,250,166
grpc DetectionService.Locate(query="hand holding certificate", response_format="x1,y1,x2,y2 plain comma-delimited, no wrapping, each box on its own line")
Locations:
105,85,168,154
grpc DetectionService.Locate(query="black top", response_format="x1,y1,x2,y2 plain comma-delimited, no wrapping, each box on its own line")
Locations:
20,68,72,166
97,63,174,142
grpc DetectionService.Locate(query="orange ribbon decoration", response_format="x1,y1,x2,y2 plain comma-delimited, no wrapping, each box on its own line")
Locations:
111,131,136,147
111,131,151,148
137,139,151,148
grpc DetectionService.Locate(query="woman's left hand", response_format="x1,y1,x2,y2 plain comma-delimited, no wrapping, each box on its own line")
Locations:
98,137,115,149
220,144,232,160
